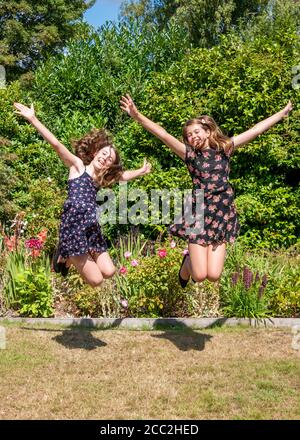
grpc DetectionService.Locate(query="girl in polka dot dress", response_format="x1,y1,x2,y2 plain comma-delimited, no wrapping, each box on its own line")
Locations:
14,102,151,287
120,95,292,287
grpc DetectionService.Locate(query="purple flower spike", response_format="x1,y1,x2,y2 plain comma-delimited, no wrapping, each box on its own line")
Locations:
243,266,253,290
231,272,239,286
261,274,268,288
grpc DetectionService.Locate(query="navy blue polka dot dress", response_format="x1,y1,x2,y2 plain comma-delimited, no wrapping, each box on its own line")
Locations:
58,169,108,259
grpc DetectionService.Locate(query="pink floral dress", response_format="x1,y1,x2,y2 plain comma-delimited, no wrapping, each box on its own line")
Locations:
169,143,240,248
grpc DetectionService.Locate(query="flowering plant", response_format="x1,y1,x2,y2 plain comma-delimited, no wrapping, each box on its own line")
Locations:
1,214,53,316
222,265,270,318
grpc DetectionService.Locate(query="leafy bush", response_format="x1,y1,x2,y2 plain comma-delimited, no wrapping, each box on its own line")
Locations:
13,263,53,318
1,219,54,317
221,266,270,318
220,242,300,318
21,178,66,252
72,282,121,318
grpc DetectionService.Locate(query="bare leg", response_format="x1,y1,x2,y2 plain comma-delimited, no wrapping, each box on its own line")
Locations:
68,253,104,288
180,243,208,283
92,251,116,279
207,243,226,282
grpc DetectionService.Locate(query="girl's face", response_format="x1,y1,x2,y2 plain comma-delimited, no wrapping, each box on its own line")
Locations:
185,123,210,148
93,146,116,170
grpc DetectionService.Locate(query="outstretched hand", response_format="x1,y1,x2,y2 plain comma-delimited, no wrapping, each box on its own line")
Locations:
14,102,35,121
140,159,151,176
120,94,138,118
282,100,293,117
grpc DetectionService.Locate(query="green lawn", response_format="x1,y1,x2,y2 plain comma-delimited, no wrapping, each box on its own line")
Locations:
0,323,299,419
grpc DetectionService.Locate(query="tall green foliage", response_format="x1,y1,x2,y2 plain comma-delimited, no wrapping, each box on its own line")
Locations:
32,20,190,127
120,0,270,46
0,0,95,81
0,0,299,248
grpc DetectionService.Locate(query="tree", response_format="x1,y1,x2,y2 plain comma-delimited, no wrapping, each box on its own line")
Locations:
120,0,180,27
120,0,270,46
0,0,95,82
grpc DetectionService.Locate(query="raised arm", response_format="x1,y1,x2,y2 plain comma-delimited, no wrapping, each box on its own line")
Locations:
120,94,186,161
120,159,151,182
13,103,81,169
232,101,293,149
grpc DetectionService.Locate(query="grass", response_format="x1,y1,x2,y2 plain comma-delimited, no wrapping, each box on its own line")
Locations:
0,323,299,419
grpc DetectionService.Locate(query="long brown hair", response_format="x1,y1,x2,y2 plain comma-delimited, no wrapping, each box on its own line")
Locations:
182,116,232,153
72,128,124,187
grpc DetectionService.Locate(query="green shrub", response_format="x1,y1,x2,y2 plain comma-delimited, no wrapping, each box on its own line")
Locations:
13,263,53,318
221,265,270,318
1,220,53,317
220,242,300,318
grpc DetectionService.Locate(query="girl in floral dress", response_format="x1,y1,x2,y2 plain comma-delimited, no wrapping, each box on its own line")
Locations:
14,102,151,287
120,95,292,286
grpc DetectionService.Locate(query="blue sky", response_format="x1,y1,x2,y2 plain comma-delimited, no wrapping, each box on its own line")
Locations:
84,0,124,28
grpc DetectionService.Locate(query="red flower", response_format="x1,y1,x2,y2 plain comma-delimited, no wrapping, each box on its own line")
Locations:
119,266,127,275
157,249,167,258
25,238,43,250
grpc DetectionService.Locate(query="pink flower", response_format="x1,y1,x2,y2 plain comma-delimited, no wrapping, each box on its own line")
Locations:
157,249,167,258
30,249,41,258
124,251,132,259
25,238,43,250
131,259,138,267
119,266,127,275
170,241,176,248
120,298,128,309
4,235,17,252
182,249,189,256
37,228,47,245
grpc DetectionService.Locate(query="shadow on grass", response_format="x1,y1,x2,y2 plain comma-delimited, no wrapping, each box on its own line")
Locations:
20,326,107,351
53,328,107,350
18,316,233,352
151,319,213,352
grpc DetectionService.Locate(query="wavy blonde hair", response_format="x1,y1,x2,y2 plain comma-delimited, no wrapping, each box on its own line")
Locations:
72,128,124,187
182,116,232,153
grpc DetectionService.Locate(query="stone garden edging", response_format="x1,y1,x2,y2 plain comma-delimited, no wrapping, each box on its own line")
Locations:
1,316,300,329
